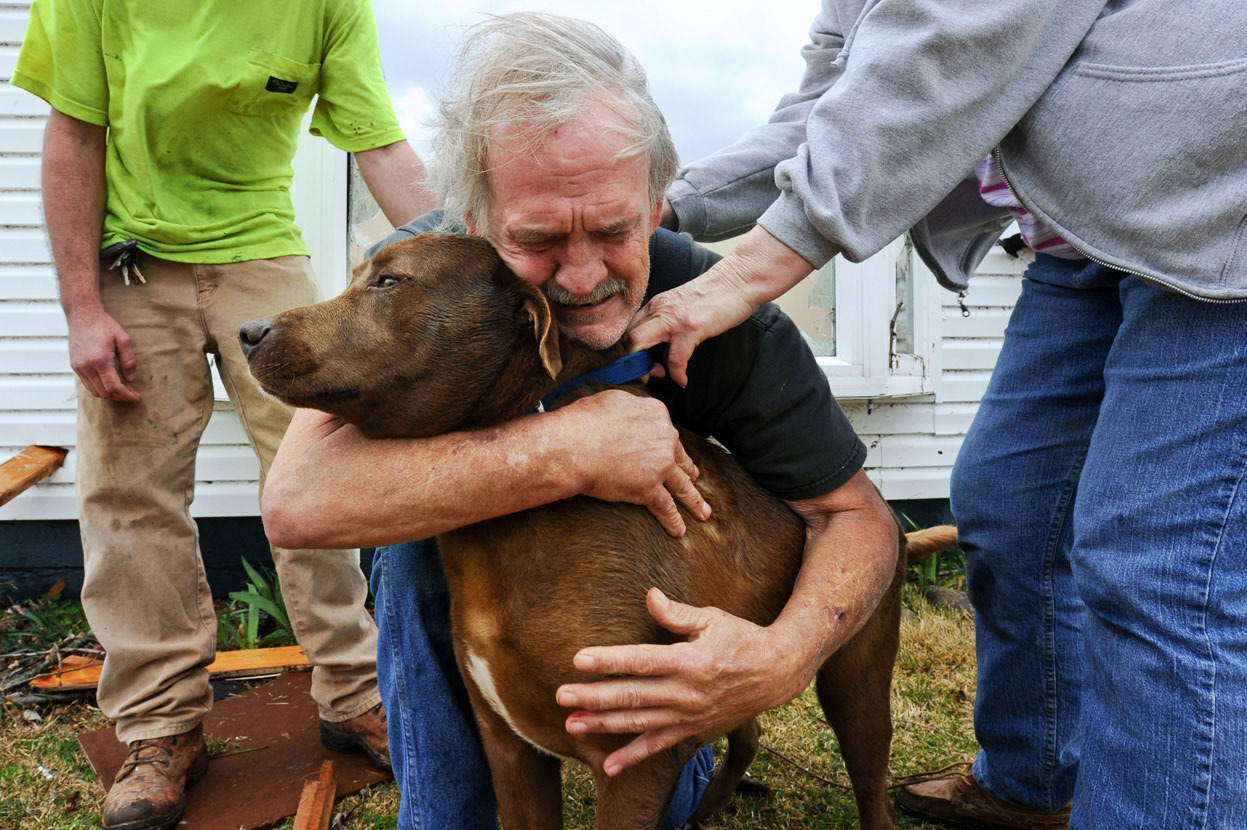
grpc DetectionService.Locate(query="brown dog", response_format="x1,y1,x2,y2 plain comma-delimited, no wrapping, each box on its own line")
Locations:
241,234,952,828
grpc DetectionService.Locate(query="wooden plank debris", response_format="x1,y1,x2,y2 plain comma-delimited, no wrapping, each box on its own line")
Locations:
293,761,338,830
30,645,310,691
0,445,68,506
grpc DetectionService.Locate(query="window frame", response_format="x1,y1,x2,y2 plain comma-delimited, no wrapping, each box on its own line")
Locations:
809,235,941,400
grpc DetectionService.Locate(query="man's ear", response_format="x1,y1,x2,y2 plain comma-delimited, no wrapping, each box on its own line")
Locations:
516,287,562,379
647,199,664,234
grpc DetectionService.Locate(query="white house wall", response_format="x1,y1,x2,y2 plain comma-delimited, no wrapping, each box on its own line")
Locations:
847,247,1028,500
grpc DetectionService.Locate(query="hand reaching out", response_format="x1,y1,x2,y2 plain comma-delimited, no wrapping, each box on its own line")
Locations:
628,226,817,386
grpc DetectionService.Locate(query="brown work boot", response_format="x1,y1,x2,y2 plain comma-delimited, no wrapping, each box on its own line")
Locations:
895,771,1070,829
102,724,209,830
320,701,391,772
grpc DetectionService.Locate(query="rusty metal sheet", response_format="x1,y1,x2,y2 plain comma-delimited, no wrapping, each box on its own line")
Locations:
79,672,391,829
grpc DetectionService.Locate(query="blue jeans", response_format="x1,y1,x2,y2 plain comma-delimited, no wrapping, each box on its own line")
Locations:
951,254,1247,827
371,540,714,829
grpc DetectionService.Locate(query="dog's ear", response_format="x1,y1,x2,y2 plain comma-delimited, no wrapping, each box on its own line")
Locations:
516,287,562,379
486,244,562,378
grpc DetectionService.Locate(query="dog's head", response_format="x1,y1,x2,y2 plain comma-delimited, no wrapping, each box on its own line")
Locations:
240,234,567,438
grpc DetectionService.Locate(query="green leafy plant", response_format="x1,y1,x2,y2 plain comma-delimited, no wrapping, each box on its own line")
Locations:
216,558,296,650
0,593,100,697
0,594,92,653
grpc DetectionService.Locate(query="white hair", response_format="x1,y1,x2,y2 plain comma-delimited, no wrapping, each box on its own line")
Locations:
427,12,679,231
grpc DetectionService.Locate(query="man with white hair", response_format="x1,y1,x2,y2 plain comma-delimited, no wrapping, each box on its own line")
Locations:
265,13,898,827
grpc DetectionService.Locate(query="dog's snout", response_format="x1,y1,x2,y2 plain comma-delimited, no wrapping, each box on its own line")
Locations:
238,318,276,358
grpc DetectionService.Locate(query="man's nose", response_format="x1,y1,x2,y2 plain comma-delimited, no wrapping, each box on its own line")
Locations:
552,240,608,296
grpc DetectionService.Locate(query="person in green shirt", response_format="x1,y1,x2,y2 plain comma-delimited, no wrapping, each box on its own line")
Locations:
13,2,434,827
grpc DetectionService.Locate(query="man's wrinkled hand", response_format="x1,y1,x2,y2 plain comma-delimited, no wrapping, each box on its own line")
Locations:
555,587,806,776
559,391,710,537
68,310,140,403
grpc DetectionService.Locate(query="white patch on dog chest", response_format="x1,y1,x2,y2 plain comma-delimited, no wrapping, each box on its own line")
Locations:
463,646,572,761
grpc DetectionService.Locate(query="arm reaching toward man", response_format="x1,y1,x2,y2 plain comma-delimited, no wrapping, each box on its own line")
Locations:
629,225,816,386
353,140,438,228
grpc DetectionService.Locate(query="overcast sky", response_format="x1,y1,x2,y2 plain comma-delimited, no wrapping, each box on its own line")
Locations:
370,1,817,165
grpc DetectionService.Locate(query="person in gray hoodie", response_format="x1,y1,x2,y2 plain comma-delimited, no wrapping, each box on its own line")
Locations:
618,1,1247,827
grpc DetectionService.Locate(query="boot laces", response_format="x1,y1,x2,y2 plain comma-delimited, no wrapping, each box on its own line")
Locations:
117,737,175,779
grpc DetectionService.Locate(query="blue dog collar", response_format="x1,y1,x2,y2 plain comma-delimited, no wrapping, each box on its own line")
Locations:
538,348,658,411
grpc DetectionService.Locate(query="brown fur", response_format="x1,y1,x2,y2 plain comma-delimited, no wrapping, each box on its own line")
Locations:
242,234,935,829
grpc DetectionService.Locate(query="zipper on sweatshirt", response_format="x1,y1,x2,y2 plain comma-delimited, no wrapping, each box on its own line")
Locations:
990,147,1247,305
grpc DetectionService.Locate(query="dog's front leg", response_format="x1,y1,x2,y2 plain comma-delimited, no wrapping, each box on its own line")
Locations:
461,677,563,829
593,746,690,830
452,638,563,829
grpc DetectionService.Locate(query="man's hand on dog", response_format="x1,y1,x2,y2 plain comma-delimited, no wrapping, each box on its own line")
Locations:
556,587,808,776
560,391,711,537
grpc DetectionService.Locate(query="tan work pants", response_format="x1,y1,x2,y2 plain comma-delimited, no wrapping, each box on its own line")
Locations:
76,254,379,743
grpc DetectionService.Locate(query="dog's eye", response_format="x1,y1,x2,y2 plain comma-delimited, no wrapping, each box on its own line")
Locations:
375,274,403,289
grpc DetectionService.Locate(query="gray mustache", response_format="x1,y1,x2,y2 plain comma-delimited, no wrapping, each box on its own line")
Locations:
544,277,630,307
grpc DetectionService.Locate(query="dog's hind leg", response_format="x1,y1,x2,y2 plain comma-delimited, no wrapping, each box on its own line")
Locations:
593,745,689,830
685,718,760,825
815,571,903,829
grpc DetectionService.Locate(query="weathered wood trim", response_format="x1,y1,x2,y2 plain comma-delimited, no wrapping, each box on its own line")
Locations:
0,444,66,506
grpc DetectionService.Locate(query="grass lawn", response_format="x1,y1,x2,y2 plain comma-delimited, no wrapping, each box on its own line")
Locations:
0,583,974,829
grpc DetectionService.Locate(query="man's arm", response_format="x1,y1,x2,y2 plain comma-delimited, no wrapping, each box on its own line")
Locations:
262,389,711,549
554,468,898,776
353,140,437,228
42,107,139,403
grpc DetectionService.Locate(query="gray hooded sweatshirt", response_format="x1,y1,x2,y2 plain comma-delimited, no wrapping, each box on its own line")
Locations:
666,0,1247,301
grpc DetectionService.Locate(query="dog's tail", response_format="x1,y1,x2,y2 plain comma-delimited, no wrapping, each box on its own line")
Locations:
904,525,959,562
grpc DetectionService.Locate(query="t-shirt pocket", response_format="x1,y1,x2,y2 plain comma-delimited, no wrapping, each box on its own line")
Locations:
227,49,320,116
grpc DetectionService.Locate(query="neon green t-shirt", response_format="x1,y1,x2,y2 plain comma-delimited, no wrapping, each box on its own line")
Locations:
13,0,406,263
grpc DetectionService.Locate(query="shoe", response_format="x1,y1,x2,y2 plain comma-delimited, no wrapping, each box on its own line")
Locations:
320,701,391,772
895,771,1070,829
102,724,209,830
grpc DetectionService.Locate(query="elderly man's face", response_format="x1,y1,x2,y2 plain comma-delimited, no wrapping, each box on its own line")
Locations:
477,100,662,350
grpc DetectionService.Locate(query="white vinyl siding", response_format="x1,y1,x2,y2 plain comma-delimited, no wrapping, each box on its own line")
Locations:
845,246,1029,500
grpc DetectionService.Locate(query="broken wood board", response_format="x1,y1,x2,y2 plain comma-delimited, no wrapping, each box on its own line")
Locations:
31,645,309,691
0,445,68,507
79,671,390,830
293,760,337,830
